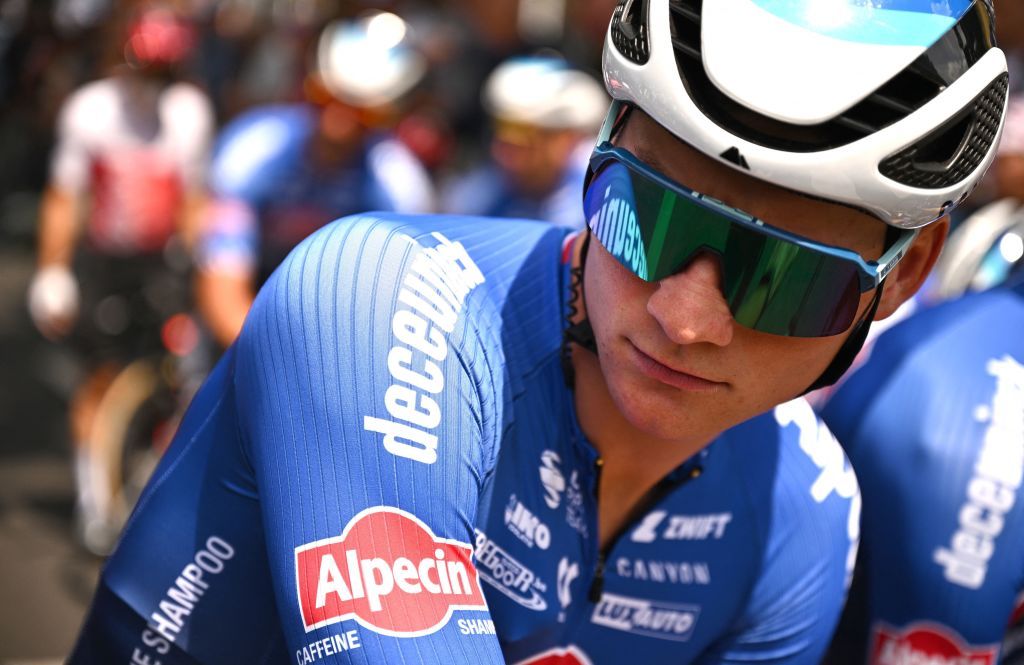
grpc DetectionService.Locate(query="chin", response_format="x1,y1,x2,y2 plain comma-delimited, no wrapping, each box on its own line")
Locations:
608,370,730,443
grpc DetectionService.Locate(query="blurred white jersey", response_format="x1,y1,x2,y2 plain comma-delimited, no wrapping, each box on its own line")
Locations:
51,76,214,254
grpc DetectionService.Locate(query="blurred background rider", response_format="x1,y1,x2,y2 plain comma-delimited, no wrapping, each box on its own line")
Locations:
195,10,435,349
442,55,606,229
26,1,214,554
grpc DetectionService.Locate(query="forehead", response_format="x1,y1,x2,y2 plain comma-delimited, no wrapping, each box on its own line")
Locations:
619,109,887,251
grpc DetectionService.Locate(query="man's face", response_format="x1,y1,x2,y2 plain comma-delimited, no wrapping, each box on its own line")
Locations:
583,110,888,442
491,121,580,196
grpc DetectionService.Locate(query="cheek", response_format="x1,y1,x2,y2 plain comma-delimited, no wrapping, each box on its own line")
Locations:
740,331,849,404
583,243,652,337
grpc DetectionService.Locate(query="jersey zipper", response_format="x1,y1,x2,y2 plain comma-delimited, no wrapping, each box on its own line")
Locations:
586,457,705,603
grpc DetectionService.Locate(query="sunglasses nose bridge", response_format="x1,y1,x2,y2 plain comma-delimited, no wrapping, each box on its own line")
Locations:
666,245,727,291
649,251,735,347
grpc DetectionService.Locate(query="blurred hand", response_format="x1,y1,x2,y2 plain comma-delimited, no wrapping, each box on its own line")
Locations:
27,264,80,341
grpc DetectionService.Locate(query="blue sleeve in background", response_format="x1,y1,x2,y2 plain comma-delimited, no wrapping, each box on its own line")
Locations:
822,286,1024,665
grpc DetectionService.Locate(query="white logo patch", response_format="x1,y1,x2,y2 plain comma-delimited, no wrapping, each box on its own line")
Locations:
592,593,700,642
539,450,565,510
474,530,548,611
505,495,551,550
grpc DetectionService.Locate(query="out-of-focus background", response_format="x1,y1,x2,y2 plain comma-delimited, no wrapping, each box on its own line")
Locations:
0,0,617,661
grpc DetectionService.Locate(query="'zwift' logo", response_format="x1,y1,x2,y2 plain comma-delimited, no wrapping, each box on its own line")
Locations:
294,507,487,637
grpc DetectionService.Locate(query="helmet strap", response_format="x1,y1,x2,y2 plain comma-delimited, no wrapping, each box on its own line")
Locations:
562,229,598,389
802,279,886,395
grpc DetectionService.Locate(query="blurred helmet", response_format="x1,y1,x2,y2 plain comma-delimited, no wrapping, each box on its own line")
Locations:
125,6,196,67
314,11,426,108
998,92,1024,156
931,198,1024,298
602,0,1010,229
484,56,608,132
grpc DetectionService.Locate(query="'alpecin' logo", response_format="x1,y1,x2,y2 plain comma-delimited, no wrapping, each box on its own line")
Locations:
295,507,487,637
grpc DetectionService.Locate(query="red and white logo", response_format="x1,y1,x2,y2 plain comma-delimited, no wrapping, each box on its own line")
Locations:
516,645,594,665
871,622,998,665
295,507,487,637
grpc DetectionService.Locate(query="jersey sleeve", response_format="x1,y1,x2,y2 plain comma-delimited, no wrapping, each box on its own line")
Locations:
232,214,506,663
698,400,860,665
50,88,94,195
198,110,294,276
164,83,215,192
196,198,260,276
822,289,1024,662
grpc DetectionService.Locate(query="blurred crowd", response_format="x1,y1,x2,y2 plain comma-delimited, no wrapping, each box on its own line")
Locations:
0,0,617,225
0,0,619,554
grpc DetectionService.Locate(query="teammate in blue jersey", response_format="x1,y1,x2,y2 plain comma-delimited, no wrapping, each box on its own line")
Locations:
442,57,607,230
195,12,434,348
68,1,1009,664
820,279,1024,665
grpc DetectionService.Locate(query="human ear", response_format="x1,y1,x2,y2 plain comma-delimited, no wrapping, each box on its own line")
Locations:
874,218,949,320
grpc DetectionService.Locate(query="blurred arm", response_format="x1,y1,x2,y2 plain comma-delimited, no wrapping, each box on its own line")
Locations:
196,266,254,348
37,185,80,269
194,197,259,348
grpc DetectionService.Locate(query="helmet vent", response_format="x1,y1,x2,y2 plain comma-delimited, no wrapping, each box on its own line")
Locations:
611,0,651,65
669,0,701,62
879,73,1008,189
667,0,994,152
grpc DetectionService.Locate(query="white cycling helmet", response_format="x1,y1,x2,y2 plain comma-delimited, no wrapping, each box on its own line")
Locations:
315,11,426,108
484,56,609,132
602,0,1009,228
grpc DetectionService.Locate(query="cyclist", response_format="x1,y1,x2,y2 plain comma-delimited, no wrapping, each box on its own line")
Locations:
819,269,1024,665
69,1,1008,663
27,2,214,554
443,55,607,229
195,10,435,349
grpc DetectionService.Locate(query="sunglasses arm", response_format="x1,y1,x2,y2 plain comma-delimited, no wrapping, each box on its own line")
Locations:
864,229,920,290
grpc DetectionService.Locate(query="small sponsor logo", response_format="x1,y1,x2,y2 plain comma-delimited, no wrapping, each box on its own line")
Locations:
505,495,551,550
565,471,588,537
539,451,565,510
614,557,710,585
587,179,650,280
630,510,732,543
592,593,700,642
516,645,594,665
135,536,236,662
294,507,486,637
871,623,997,665
557,557,580,613
458,618,496,635
475,530,548,611
295,630,361,665
934,355,1024,590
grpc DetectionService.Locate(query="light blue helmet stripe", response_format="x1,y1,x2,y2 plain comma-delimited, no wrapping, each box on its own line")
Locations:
749,0,975,47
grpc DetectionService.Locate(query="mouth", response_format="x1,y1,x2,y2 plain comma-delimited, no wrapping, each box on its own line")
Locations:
629,341,727,393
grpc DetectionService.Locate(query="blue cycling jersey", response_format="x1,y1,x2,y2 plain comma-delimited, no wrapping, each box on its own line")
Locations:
821,278,1024,665
71,214,859,665
199,104,433,281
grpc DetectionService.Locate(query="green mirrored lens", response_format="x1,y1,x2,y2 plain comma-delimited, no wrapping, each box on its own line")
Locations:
583,158,862,337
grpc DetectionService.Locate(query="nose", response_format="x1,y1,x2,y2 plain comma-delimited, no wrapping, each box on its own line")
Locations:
646,252,734,347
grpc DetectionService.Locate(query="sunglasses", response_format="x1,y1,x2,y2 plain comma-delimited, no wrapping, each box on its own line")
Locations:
583,102,917,338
